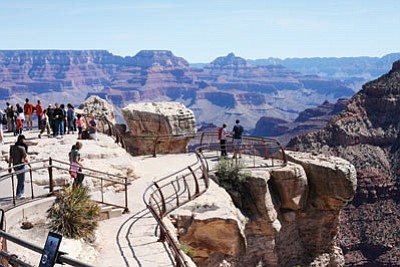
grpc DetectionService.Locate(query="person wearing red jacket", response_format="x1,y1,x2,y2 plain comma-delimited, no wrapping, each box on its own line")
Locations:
35,100,43,130
23,98,35,131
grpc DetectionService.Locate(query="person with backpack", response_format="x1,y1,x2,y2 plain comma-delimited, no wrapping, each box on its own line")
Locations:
232,119,244,159
218,123,228,157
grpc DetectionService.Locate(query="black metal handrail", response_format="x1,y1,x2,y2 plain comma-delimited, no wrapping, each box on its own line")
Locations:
143,131,287,267
0,230,95,267
0,157,130,212
100,115,127,149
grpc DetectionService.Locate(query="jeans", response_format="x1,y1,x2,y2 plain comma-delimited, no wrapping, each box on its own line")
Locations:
37,115,42,130
55,119,64,136
14,165,25,197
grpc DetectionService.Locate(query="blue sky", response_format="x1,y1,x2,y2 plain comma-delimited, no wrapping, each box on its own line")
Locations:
0,0,399,62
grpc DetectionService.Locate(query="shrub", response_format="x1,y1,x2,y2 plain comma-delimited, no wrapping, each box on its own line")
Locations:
47,185,100,242
214,159,251,186
180,242,195,257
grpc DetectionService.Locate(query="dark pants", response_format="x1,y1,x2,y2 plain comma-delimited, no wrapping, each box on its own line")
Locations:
73,169,84,187
14,165,25,197
220,139,227,156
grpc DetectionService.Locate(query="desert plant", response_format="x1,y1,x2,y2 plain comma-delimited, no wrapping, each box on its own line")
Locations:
47,185,100,242
214,158,251,186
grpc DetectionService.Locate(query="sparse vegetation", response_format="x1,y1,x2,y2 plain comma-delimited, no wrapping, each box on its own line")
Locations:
47,185,100,242
180,242,195,257
214,158,251,186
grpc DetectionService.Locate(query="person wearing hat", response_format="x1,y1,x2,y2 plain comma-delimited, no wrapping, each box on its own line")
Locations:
8,135,31,199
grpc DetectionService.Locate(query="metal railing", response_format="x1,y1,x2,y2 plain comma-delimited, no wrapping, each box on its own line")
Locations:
143,131,287,267
0,224,95,267
0,157,130,213
100,116,127,149
197,131,288,167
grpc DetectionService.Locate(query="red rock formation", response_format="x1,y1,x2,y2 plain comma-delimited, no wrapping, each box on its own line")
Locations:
287,60,400,265
0,50,354,130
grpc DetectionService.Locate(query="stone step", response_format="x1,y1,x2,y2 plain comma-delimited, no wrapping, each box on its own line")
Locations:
98,203,124,220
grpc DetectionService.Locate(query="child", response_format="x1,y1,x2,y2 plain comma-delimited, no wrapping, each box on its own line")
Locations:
15,115,23,135
76,114,86,139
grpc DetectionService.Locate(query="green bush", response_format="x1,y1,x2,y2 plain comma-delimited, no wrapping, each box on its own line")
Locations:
180,242,195,257
47,185,100,242
214,159,251,186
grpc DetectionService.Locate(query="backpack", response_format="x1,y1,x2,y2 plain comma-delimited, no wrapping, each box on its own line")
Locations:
218,128,223,140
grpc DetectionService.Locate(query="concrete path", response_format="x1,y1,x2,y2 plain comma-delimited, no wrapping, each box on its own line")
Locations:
94,153,198,267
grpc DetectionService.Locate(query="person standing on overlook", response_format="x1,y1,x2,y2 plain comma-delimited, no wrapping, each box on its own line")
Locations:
23,98,35,131
69,141,84,187
232,119,244,159
5,102,13,132
88,114,98,140
35,100,43,130
8,135,31,199
53,103,64,138
218,123,228,157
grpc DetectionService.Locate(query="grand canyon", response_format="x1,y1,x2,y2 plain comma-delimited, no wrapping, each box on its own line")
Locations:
2,49,388,130
2,49,400,266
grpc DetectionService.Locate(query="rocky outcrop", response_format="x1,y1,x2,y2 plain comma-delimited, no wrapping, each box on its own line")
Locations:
287,60,400,265
121,102,196,155
78,95,116,133
169,152,356,266
253,98,349,145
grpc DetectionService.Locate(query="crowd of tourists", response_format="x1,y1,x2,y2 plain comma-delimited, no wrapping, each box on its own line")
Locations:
3,98,99,199
0,98,98,142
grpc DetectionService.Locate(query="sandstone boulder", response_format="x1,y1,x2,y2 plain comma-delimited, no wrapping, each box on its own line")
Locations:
78,95,116,132
122,102,196,156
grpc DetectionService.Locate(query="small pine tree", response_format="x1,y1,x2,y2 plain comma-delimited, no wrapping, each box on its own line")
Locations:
47,186,100,242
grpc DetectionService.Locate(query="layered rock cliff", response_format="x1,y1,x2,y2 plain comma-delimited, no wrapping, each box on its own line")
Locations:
253,98,349,145
170,152,356,266
0,50,354,129
287,60,400,265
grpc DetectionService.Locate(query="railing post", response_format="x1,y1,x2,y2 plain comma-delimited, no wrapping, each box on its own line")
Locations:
11,174,16,206
29,169,34,199
48,157,54,194
188,166,199,195
101,177,104,204
124,177,129,213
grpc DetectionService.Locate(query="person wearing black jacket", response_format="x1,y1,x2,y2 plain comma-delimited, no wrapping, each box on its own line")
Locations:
53,103,64,138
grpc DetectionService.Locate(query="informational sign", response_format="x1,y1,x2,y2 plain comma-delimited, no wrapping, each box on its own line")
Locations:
39,232,62,267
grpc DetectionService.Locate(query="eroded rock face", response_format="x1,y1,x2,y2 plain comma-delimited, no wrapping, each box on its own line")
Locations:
169,152,356,266
287,60,400,265
121,102,196,155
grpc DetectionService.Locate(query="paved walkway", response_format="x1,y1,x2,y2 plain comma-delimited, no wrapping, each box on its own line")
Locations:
1,128,281,267
94,153,198,267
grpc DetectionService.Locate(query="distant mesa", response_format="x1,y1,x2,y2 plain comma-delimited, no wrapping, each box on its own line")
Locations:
0,48,367,130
